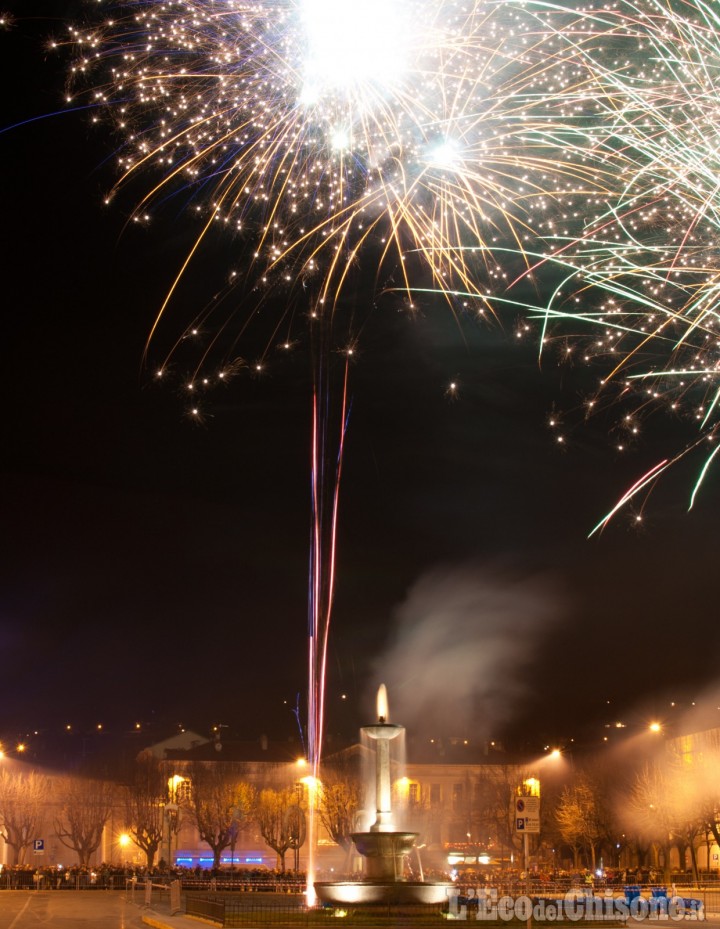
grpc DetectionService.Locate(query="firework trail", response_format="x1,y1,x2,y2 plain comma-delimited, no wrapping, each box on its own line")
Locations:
50,0,628,867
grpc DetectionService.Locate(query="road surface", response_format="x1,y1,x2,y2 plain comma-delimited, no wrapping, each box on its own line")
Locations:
0,891,164,929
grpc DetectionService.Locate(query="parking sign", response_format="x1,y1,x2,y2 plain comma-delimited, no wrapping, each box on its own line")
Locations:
514,797,540,833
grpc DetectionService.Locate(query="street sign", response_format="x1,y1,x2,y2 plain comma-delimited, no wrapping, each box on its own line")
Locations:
514,796,540,833
33,839,45,854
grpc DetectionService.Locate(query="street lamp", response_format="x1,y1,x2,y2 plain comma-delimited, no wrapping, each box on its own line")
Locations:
169,774,186,799
299,775,321,880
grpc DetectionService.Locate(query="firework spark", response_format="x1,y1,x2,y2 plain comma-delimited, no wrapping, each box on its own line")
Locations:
458,0,720,526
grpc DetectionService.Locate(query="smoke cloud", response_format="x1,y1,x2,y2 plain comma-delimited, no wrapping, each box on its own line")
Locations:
373,558,566,739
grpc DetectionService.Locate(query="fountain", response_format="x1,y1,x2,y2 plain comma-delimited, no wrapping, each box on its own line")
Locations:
315,685,452,906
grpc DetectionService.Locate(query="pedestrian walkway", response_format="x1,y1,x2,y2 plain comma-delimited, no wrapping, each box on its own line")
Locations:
139,889,216,929
143,911,215,929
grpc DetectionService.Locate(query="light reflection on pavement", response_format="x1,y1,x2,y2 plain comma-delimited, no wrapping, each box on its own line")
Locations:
0,891,150,928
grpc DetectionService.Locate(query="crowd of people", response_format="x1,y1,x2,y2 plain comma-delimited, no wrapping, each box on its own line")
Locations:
0,861,714,893
0,862,309,891
451,866,710,892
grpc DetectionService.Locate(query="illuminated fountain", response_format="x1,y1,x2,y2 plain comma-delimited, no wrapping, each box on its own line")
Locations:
315,685,452,905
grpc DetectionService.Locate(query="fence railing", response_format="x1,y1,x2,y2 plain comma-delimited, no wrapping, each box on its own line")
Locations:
181,877,306,894
0,872,306,892
185,896,449,928
0,871,119,890
3,872,720,920
670,886,720,916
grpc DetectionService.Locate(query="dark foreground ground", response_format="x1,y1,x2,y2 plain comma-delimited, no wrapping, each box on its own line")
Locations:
0,892,718,929
0,890,195,929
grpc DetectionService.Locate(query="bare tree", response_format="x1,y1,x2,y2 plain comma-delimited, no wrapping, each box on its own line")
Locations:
555,775,604,869
624,758,698,881
124,753,166,868
674,744,720,877
474,765,529,863
317,769,360,853
54,775,116,867
256,787,301,870
0,769,49,865
286,801,307,872
186,761,255,870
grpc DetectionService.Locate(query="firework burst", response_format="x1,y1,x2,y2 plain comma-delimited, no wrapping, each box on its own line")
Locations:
58,0,618,373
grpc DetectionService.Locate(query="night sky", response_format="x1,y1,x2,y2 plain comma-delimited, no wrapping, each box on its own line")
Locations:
2,1,719,757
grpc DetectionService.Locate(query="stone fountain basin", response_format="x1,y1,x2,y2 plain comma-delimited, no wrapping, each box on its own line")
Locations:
351,831,417,858
314,880,453,906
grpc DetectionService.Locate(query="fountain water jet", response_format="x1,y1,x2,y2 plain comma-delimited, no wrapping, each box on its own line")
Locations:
315,685,452,906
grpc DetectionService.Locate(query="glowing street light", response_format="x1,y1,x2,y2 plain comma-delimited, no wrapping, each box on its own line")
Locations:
117,832,132,865
299,774,321,797
0,741,27,760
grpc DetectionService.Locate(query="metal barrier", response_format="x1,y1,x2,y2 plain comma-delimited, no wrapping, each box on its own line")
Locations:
185,893,226,924
673,885,720,916
180,878,306,894
124,877,173,909
184,897,449,928
0,871,305,893
170,879,182,915
0,871,123,890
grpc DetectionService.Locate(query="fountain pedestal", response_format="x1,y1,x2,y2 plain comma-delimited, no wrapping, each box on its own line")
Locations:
350,831,418,881
315,687,451,907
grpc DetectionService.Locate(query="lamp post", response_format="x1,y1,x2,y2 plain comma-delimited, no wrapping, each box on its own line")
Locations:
292,784,304,873
299,775,319,874
164,803,179,867
163,775,185,868
118,833,131,867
